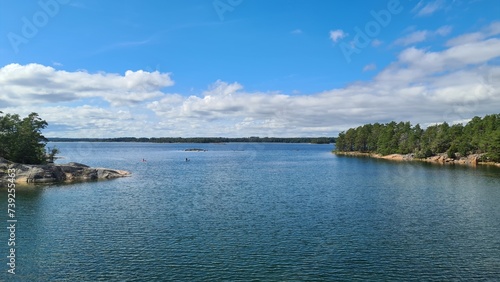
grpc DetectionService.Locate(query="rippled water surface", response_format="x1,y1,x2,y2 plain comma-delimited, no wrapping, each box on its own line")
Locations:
1,142,500,281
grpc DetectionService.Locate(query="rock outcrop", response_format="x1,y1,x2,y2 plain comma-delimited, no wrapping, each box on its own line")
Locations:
334,152,499,167
0,157,130,186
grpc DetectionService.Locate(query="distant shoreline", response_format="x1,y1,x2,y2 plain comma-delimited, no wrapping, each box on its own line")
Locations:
334,151,500,167
48,137,335,144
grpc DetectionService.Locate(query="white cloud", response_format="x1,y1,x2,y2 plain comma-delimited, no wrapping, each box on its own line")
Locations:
291,29,303,35
412,0,445,17
394,25,452,46
329,29,347,43
435,25,453,36
0,64,174,107
380,38,500,82
363,64,377,72
143,34,500,136
446,21,500,46
1,24,499,137
488,21,500,35
94,37,155,54
394,30,429,46
447,32,487,47
371,39,383,47
0,105,156,138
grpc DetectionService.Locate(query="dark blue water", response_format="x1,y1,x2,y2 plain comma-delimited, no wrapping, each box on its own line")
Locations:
1,142,500,281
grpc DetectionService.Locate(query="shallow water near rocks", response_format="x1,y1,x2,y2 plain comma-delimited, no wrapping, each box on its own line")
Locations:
1,142,500,281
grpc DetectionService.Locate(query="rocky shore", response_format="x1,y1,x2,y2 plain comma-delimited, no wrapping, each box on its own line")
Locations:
0,157,130,186
334,151,500,167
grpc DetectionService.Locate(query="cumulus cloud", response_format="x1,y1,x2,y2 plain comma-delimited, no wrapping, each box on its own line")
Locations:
0,64,174,107
391,38,500,74
143,34,499,136
193,39,496,134
329,29,347,43
1,24,499,137
0,105,155,138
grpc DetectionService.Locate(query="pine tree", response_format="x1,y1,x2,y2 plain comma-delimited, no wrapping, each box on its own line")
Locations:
0,112,48,164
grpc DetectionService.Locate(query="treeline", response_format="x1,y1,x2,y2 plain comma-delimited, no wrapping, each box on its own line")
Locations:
48,136,335,144
0,112,49,164
335,114,500,162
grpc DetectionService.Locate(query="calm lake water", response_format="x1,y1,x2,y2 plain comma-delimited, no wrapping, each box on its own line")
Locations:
1,142,500,281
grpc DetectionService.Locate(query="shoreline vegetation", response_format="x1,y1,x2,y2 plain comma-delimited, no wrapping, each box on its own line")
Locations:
334,113,500,167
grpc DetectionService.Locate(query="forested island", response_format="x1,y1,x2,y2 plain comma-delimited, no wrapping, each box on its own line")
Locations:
334,113,500,164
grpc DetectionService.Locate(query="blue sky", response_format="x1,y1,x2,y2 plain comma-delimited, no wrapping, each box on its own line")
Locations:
0,0,499,137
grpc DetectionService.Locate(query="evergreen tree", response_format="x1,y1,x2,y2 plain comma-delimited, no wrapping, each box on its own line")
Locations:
0,112,48,164
334,113,500,161
485,130,500,162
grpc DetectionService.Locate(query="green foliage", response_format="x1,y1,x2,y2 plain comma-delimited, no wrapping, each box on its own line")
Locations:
47,146,60,163
0,112,48,164
335,114,500,162
447,144,457,159
484,130,500,162
310,137,333,144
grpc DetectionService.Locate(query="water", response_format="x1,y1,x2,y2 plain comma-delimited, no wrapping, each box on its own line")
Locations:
1,142,500,281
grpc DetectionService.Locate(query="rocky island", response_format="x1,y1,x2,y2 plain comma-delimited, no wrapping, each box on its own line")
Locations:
184,148,207,152
0,157,130,186
0,112,130,186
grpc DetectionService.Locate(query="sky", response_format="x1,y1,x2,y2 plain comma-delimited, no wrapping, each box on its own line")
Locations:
0,0,499,138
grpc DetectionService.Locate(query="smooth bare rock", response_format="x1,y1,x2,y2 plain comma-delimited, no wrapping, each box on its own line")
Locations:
24,165,67,183
67,162,90,168
0,158,130,186
334,151,495,166
185,148,207,152
97,168,128,179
